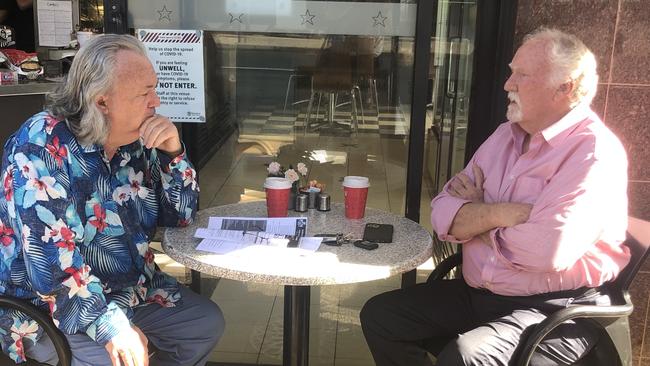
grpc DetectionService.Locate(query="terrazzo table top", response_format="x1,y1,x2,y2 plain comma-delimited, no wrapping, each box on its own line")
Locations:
162,201,433,286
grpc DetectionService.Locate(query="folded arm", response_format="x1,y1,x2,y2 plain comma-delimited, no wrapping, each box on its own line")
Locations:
449,201,532,241
490,151,627,272
432,162,532,241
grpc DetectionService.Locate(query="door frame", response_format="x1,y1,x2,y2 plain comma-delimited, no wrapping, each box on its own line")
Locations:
404,0,518,223
401,0,518,287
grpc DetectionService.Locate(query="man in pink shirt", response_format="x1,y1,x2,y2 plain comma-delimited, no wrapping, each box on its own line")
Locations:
361,28,629,366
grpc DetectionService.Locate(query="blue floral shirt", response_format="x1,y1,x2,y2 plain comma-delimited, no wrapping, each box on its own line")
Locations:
0,112,199,363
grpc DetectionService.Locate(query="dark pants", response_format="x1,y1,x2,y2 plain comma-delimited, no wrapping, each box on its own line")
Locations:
360,279,603,366
25,285,225,366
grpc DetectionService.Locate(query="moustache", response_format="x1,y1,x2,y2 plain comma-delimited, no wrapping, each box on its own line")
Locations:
508,92,520,104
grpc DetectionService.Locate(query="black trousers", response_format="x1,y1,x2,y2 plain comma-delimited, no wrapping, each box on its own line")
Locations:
360,279,603,366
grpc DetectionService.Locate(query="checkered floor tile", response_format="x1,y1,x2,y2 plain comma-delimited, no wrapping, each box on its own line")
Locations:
238,105,409,137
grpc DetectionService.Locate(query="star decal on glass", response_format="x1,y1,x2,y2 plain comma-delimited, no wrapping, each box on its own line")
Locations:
301,9,316,25
229,13,244,24
157,5,173,22
372,11,388,27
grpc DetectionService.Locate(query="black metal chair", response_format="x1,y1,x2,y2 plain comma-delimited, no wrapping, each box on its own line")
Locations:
426,216,650,366
0,295,72,366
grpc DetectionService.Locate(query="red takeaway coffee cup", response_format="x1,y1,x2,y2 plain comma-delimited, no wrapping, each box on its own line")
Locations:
342,176,370,219
264,177,292,217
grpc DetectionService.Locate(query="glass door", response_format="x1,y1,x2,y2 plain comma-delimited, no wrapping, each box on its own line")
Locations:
126,1,478,364
129,0,420,216
422,0,477,260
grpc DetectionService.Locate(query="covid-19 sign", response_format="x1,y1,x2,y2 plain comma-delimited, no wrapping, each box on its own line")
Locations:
137,29,206,123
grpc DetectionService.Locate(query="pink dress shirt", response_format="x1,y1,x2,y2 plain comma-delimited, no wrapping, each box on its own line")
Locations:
431,104,630,296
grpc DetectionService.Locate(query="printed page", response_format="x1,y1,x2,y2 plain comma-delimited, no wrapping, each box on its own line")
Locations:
207,216,307,237
195,228,290,245
196,237,322,255
37,0,73,47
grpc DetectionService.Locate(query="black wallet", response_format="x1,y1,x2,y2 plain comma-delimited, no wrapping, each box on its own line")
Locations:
363,223,394,243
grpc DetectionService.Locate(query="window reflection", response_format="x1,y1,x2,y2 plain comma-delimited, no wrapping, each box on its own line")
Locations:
78,0,103,32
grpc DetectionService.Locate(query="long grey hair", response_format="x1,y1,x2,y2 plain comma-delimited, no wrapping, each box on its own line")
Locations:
46,34,148,146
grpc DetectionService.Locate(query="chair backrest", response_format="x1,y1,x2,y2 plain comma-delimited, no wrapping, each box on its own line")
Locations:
610,217,650,292
352,37,376,78
311,35,352,89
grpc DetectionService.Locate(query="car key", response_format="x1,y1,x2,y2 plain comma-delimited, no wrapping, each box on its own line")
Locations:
322,239,342,246
315,233,341,238
354,240,379,250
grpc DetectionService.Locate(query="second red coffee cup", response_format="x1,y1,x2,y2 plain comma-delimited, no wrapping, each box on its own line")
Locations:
342,176,370,219
264,177,292,217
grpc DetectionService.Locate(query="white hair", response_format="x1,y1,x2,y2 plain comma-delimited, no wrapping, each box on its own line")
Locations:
524,27,599,107
46,34,148,146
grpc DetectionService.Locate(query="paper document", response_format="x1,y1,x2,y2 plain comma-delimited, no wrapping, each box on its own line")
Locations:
196,237,322,255
194,216,321,255
37,0,73,47
195,228,293,244
207,216,307,237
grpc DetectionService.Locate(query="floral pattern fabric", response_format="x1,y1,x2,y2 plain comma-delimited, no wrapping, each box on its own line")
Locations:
0,112,199,363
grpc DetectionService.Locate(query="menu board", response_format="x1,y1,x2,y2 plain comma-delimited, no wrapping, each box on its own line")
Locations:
37,0,73,47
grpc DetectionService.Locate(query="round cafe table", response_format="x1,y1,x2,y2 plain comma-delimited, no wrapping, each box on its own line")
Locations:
162,201,433,366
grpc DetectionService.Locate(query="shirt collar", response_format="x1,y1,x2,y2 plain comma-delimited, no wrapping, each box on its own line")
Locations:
508,103,594,149
80,139,142,154
540,102,593,147
80,143,101,153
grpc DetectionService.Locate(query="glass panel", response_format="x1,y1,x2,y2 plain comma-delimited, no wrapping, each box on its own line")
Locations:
129,0,418,217
129,2,424,363
78,0,103,32
422,0,477,263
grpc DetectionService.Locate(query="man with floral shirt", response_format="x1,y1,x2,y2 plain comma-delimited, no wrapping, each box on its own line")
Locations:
0,34,224,365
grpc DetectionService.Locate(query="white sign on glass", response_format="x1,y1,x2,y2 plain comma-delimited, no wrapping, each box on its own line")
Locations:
137,29,206,123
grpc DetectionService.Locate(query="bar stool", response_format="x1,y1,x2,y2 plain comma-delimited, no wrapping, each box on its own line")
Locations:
353,37,381,116
303,36,369,135
283,72,313,112
303,49,363,135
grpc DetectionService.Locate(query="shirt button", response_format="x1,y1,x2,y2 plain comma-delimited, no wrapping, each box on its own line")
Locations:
509,175,515,180
490,256,495,263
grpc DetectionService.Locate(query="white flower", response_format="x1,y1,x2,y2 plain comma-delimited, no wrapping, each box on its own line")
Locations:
14,153,36,180
26,176,64,201
284,169,300,183
267,162,281,175
296,162,308,176
112,185,132,205
10,320,39,339
128,168,150,200
62,265,94,299
182,167,198,190
41,219,69,243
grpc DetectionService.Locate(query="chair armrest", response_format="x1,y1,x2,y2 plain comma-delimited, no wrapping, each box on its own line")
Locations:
513,293,634,366
0,296,72,366
427,252,462,283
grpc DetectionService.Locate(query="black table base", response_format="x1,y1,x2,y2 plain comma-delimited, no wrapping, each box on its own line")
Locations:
283,285,311,366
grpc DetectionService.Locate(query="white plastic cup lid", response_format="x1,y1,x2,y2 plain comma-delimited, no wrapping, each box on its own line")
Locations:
342,176,370,188
264,177,292,189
